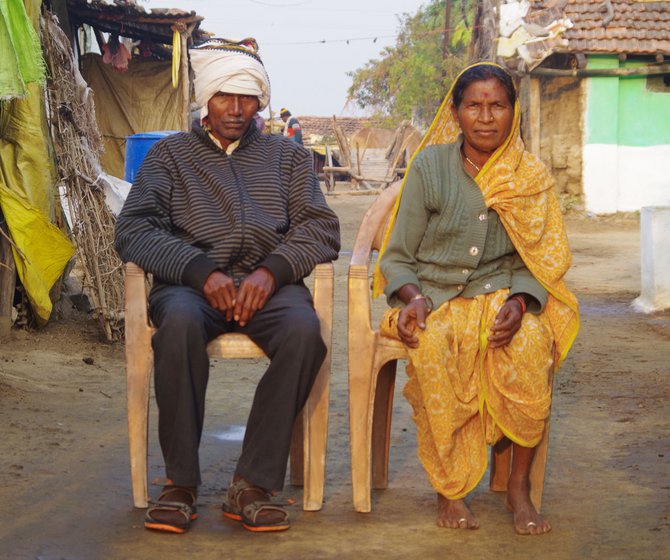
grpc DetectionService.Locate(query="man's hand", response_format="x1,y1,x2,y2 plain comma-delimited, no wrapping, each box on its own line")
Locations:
203,271,237,320
488,299,523,348
234,267,275,327
397,300,429,348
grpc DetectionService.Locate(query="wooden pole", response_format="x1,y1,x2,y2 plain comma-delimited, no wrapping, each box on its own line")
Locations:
356,145,361,177
529,77,541,156
325,145,335,192
180,31,190,131
531,63,670,78
332,115,357,187
0,214,17,338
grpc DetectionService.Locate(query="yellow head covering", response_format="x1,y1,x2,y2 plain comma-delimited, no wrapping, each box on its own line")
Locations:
373,62,579,367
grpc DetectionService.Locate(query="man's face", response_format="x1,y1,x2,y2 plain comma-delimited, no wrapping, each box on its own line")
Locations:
203,92,260,149
280,114,289,123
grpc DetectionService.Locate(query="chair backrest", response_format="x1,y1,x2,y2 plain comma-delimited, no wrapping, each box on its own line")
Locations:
350,181,401,269
348,181,402,337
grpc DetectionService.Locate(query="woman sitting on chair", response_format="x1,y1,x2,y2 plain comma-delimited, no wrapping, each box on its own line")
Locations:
375,62,579,535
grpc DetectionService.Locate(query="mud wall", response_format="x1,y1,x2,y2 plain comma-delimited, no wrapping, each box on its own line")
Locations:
538,76,584,198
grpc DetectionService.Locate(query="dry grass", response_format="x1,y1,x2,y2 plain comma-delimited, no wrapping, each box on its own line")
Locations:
42,13,124,341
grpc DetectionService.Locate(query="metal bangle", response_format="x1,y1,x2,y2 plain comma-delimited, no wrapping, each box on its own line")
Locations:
409,293,434,313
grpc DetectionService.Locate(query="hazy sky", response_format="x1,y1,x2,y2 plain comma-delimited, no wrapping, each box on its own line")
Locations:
139,0,428,117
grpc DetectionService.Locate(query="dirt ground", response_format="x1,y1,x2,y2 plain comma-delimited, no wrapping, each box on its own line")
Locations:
1,187,669,560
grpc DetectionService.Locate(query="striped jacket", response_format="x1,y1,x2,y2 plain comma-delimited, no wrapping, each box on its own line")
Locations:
114,124,340,292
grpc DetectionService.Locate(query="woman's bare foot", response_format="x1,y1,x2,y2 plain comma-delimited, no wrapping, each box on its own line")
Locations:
437,494,479,529
506,477,551,535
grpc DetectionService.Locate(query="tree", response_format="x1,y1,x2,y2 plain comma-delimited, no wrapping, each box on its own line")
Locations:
347,0,475,128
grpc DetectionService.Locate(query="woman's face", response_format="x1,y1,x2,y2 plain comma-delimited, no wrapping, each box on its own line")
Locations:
450,78,514,155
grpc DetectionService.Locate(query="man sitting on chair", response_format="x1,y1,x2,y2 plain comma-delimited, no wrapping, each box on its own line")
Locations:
114,38,340,534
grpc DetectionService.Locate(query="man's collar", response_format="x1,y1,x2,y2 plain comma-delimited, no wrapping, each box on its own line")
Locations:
193,120,260,153
207,132,239,154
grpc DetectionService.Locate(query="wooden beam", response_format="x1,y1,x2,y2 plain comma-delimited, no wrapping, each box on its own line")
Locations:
325,145,335,192
531,63,670,78
0,216,16,338
529,76,541,157
180,31,190,131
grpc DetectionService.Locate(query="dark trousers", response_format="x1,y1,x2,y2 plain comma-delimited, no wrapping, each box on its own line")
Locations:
149,282,326,492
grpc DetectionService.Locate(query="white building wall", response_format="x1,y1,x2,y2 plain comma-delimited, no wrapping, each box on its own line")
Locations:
582,144,670,214
633,206,670,312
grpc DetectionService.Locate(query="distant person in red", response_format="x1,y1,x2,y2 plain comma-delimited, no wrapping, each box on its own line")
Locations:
280,108,303,144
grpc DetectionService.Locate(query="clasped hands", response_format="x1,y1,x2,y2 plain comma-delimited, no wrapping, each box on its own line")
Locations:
397,296,524,349
203,268,275,327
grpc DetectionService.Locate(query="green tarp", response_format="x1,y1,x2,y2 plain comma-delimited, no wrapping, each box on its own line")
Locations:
0,0,45,100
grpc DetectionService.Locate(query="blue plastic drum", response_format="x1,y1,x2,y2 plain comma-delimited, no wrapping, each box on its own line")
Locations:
124,131,179,182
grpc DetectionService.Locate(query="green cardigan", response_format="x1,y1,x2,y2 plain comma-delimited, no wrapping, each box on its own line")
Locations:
379,139,547,313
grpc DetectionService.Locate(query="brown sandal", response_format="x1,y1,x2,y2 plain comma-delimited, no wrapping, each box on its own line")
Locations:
221,478,290,532
144,486,198,534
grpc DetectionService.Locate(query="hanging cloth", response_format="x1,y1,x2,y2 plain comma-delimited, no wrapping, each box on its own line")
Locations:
172,28,180,88
0,0,45,100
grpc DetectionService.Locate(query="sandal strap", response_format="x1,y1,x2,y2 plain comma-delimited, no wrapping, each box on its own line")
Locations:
225,478,290,522
227,478,269,510
242,501,289,525
146,500,192,522
157,485,197,506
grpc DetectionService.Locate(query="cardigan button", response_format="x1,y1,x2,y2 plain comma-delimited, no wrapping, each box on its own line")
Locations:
484,283,491,289
478,213,487,221
457,285,464,291
469,246,479,256
462,268,469,275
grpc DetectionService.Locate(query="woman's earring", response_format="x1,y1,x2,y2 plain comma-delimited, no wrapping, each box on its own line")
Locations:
202,122,211,133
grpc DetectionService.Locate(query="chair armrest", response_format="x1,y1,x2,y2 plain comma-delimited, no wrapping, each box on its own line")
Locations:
348,263,374,335
124,262,150,330
312,262,334,345
313,262,334,280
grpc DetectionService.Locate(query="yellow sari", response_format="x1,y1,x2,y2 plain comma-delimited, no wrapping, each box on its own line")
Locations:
374,62,579,500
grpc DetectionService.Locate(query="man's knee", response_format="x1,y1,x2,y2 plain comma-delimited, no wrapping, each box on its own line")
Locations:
152,297,210,347
286,309,322,339
276,309,326,360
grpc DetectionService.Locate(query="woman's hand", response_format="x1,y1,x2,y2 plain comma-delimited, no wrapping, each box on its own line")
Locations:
397,299,429,348
488,298,524,348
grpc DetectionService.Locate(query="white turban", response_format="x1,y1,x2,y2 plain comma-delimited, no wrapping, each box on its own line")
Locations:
190,38,271,120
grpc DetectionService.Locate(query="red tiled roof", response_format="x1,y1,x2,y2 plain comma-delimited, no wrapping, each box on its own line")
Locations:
531,0,670,54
